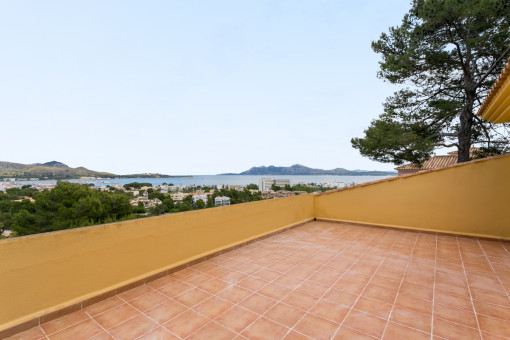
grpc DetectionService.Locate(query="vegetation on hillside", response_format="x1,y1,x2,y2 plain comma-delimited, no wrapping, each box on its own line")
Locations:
0,182,265,237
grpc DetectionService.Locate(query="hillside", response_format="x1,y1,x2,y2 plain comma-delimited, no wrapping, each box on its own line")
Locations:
0,161,116,179
221,164,396,176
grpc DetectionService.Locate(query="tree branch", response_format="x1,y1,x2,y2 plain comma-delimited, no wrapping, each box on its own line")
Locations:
476,45,510,88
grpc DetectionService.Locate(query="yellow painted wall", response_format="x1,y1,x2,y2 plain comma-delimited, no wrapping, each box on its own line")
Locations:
0,194,314,331
315,154,510,240
2,154,510,332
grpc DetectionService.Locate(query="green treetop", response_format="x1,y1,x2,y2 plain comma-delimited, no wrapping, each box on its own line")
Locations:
352,0,510,165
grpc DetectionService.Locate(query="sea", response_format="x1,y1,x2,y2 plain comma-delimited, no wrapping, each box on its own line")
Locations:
10,175,395,188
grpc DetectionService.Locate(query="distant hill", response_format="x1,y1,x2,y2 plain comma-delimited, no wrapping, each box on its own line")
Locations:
221,164,396,176
0,161,116,179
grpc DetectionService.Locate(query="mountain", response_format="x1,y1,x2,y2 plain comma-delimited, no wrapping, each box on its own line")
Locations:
221,164,396,176
0,161,116,179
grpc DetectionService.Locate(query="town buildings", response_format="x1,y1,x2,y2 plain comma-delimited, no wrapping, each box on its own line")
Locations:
258,178,291,192
214,196,231,206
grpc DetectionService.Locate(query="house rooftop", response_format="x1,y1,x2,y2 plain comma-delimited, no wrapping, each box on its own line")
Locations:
395,155,457,171
9,221,510,339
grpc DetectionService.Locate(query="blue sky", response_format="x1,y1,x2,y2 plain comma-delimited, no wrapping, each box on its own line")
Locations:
0,0,411,175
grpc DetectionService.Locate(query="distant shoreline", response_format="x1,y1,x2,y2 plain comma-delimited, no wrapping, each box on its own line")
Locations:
218,173,396,176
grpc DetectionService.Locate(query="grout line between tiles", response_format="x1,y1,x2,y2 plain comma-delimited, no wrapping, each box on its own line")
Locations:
457,237,485,339
380,232,420,339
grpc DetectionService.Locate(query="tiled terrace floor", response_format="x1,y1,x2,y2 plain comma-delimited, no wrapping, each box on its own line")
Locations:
8,221,510,340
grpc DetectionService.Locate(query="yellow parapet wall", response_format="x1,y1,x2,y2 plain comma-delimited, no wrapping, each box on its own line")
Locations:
315,154,510,240
0,194,314,332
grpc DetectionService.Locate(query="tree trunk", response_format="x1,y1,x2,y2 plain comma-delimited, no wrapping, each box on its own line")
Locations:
457,91,474,163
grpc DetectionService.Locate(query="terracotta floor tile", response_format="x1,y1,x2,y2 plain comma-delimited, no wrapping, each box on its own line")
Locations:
157,280,193,298
286,266,315,279
199,278,232,295
242,317,289,340
342,270,371,285
333,326,377,339
235,263,263,276
433,303,478,328
308,272,337,286
88,332,113,340
174,288,212,307
343,310,387,338
41,310,89,334
264,303,306,328
145,299,187,324
215,306,258,333
48,319,103,340
333,279,365,295
481,331,510,340
389,306,431,333
93,303,139,329
294,313,338,340
370,276,400,291
187,321,237,340
351,262,378,275
180,271,213,286
295,281,330,298
477,314,510,338
469,280,506,295
202,264,230,277
218,270,248,285
399,282,433,301
137,326,180,339
217,285,253,304
433,317,481,339
374,269,404,282
282,291,319,310
5,326,45,340
163,309,210,338
362,284,398,304
130,291,169,312
283,330,313,339
239,293,277,314
435,280,471,298
108,314,157,339
473,300,510,320
258,283,291,300
434,291,473,311
194,296,233,319
403,273,434,287
395,294,432,315
274,275,304,289
309,299,349,323
383,322,430,340
13,222,509,340
471,289,510,307
252,269,282,281
118,285,154,302
237,277,269,292
354,296,392,319
85,296,124,316
323,288,358,308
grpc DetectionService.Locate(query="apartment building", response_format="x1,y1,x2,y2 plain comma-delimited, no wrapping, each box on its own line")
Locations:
258,178,291,192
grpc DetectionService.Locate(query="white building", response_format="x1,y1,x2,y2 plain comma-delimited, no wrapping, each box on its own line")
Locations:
192,194,208,205
170,192,188,203
215,196,231,206
258,178,291,192
129,197,162,208
322,181,345,189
